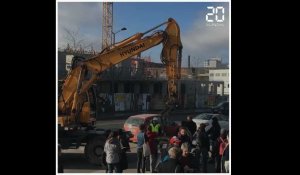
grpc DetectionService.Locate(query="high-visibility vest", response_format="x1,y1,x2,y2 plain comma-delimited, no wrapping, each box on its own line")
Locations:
150,123,160,133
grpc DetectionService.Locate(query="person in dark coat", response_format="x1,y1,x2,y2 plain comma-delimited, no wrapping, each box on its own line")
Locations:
179,143,197,173
177,127,192,146
195,123,210,173
118,129,130,172
207,117,221,140
156,147,182,173
182,116,197,136
207,116,221,163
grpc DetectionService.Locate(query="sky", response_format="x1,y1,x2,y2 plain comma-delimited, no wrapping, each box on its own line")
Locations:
58,1,229,67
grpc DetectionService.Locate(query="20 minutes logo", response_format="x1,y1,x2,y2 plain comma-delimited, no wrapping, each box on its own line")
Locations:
206,6,225,26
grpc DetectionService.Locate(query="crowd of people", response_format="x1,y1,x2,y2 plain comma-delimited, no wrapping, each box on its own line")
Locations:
102,115,230,173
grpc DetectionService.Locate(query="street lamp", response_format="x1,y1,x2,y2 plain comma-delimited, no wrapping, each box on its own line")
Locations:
111,27,127,112
112,27,127,44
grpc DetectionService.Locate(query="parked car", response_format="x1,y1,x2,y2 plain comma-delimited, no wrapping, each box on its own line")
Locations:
124,114,179,142
212,101,229,115
192,113,229,131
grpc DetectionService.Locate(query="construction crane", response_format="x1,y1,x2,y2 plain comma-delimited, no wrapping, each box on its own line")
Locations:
102,2,113,50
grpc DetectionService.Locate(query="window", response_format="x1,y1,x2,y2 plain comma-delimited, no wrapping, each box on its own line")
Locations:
228,84,229,88
210,73,214,77
216,73,220,76
222,73,227,76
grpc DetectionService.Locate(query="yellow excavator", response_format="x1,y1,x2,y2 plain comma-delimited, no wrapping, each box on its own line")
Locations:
58,18,182,165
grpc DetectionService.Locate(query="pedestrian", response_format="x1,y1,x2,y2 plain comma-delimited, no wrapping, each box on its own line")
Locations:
222,132,229,173
104,131,121,173
159,136,182,164
118,129,130,172
179,143,196,173
215,129,228,173
185,115,197,136
156,146,182,173
149,117,162,135
195,123,210,173
177,127,192,146
218,129,229,173
207,116,221,163
169,136,182,148
137,124,147,173
146,125,158,173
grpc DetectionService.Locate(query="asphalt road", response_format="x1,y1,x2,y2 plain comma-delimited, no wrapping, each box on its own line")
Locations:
61,142,140,173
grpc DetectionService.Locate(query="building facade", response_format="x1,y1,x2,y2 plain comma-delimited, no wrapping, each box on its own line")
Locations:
209,69,229,95
58,50,225,115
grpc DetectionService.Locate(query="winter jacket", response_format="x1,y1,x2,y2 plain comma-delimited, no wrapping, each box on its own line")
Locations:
104,138,121,164
195,130,210,150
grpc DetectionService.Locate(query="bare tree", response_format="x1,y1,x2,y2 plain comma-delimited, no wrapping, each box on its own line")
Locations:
63,27,86,49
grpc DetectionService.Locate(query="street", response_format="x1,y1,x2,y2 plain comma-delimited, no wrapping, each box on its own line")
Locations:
61,143,140,173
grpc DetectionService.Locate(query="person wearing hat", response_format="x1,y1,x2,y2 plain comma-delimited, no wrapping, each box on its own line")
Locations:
149,117,162,135
195,123,210,173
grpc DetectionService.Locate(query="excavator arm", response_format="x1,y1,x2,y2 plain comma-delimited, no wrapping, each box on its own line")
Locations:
58,18,182,127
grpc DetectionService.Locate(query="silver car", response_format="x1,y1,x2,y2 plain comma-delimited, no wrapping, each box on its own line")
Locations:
192,113,229,131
